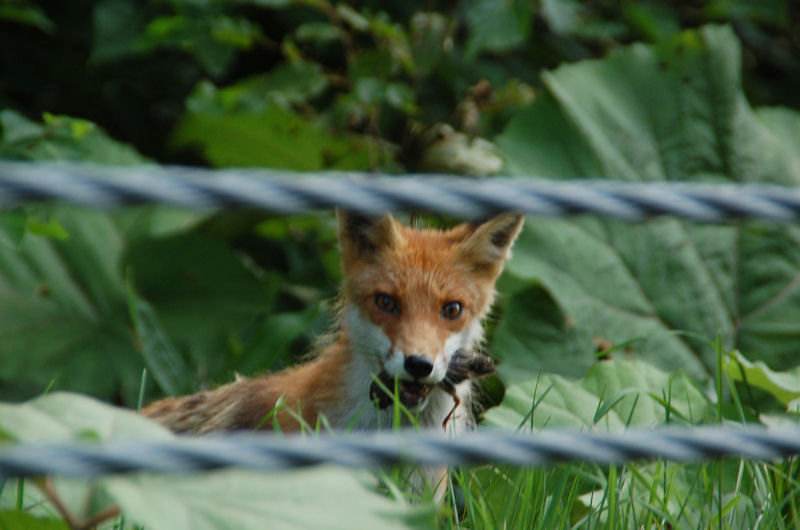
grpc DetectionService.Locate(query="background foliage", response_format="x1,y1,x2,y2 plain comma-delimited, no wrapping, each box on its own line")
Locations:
2,0,800,528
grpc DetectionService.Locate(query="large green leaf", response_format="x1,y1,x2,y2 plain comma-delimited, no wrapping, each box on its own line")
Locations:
103,468,433,530
0,393,433,530
0,392,171,442
0,205,144,403
492,26,800,389
0,392,173,524
0,204,287,403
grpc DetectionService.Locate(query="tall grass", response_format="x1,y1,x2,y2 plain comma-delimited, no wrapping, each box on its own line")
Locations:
428,345,800,529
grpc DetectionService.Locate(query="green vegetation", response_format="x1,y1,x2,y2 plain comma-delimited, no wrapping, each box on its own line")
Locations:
1,0,800,528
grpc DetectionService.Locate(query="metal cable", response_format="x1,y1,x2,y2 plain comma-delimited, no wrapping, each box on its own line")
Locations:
2,427,800,478
2,162,800,221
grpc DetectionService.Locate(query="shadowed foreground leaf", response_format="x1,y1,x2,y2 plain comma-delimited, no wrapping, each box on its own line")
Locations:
102,468,433,530
0,393,435,530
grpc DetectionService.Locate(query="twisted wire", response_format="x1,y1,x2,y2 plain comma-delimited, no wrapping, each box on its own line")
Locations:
2,427,800,478
2,161,800,221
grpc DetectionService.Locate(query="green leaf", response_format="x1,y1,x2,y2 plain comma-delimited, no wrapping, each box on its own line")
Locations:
122,231,281,379
140,14,238,76
465,0,532,58
295,22,343,44
0,205,142,403
0,209,27,244
127,278,194,396
483,360,712,430
91,0,145,62
172,105,385,170
210,16,262,49
0,511,68,530
101,467,433,530
540,0,583,35
0,5,55,33
0,109,44,144
491,280,592,380
0,110,154,401
0,203,212,404
540,0,627,40
234,306,324,375
493,26,800,390
724,350,800,406
410,12,449,75
336,4,369,31
348,48,397,80
0,111,146,164
26,218,69,240
0,392,172,442
1,394,431,529
199,62,330,110
622,2,681,41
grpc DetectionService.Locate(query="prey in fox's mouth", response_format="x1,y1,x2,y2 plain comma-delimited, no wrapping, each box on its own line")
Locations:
369,372,434,409
369,349,496,414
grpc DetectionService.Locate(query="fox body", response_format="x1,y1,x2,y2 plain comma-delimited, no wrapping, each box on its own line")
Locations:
144,211,523,437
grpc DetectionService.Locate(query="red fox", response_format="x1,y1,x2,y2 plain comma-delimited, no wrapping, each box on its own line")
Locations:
143,210,523,453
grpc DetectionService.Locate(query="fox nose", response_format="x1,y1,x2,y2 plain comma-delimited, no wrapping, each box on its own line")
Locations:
404,355,434,378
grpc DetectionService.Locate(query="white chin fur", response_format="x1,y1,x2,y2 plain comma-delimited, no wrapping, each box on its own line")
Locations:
383,350,405,377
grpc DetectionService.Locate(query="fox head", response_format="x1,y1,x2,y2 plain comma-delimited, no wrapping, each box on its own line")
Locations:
337,211,524,394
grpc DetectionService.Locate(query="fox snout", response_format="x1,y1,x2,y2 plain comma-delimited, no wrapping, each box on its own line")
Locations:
404,355,434,378
383,348,444,383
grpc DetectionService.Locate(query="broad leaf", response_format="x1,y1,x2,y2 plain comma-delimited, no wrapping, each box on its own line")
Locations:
0,205,143,403
0,393,171,525
0,393,433,530
0,392,171,442
102,468,433,530
172,102,389,170
0,205,288,403
724,350,800,406
493,26,800,390
483,360,713,430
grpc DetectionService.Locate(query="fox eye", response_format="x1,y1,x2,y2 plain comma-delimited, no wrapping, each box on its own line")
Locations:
375,293,399,314
441,301,463,320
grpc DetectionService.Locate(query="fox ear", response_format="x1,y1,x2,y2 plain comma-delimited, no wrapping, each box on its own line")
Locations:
459,212,524,277
338,210,401,265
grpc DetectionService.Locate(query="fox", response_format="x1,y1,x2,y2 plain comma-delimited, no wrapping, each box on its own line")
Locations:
143,210,523,492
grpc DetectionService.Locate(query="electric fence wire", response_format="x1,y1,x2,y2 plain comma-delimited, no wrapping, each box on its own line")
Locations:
2,427,800,478
3,162,800,221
